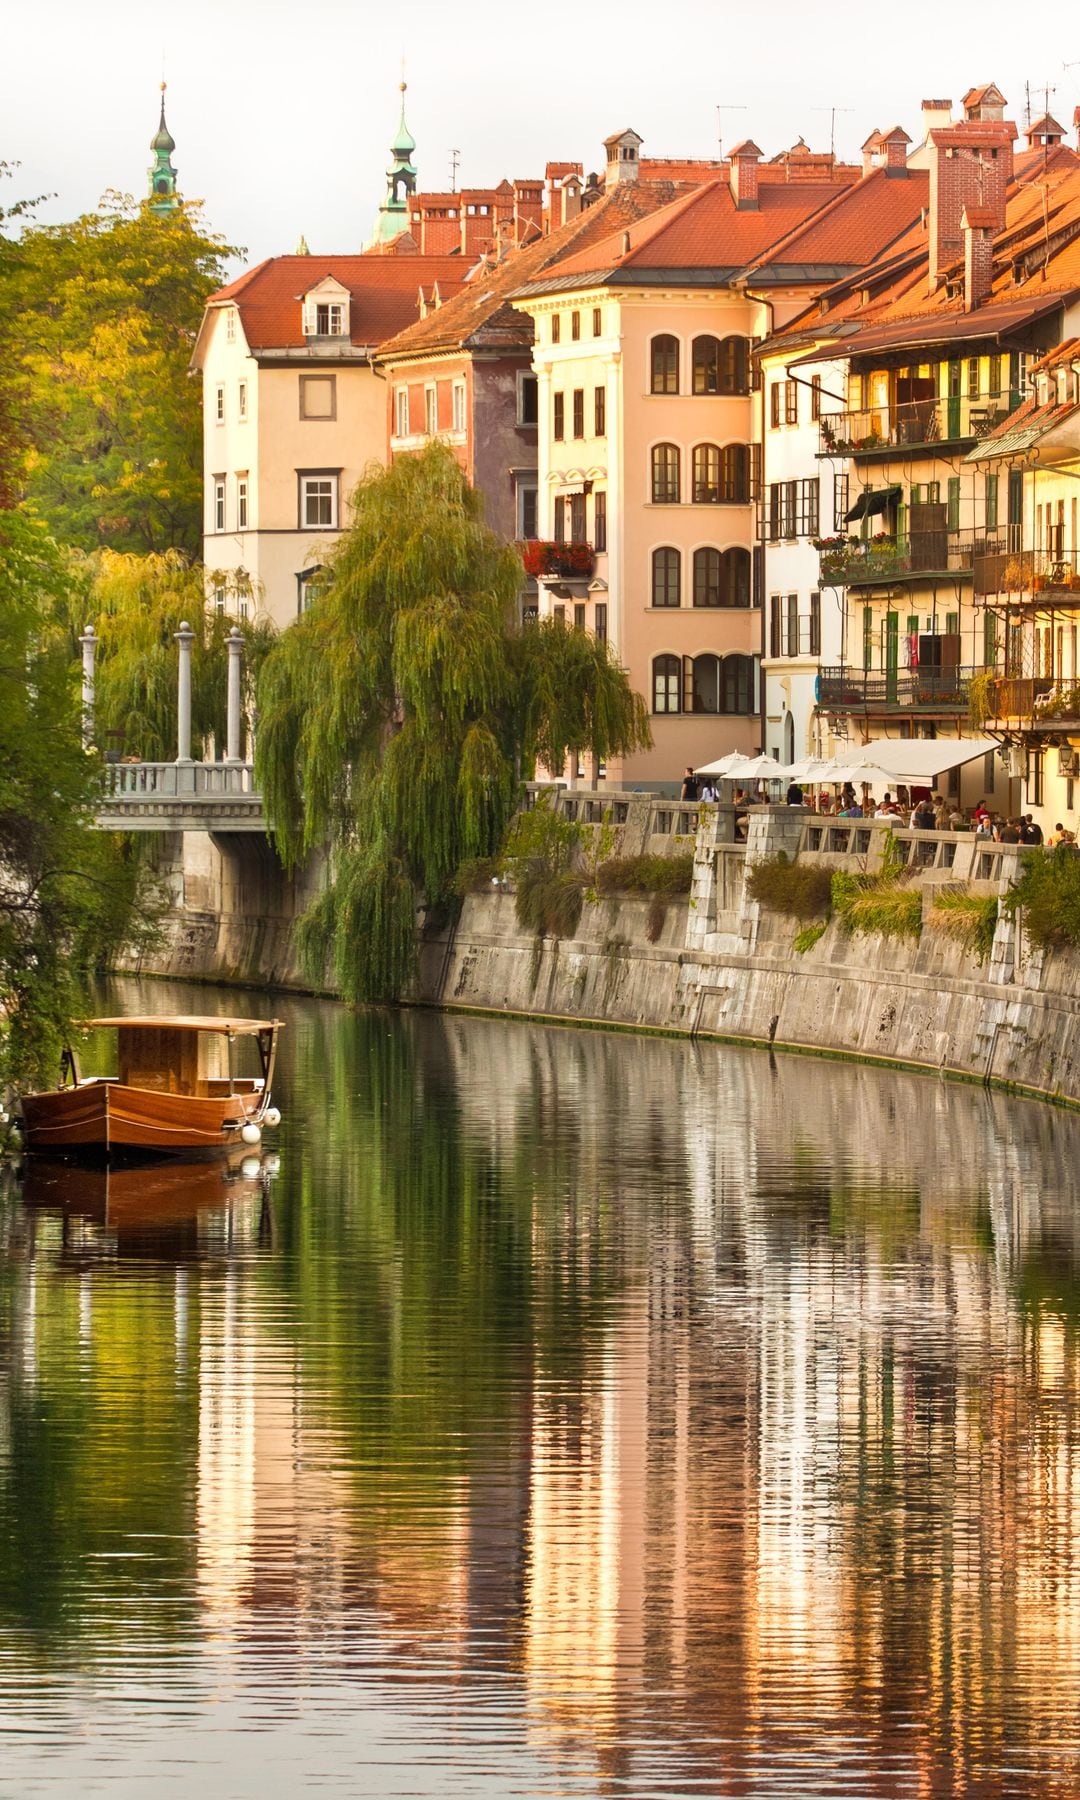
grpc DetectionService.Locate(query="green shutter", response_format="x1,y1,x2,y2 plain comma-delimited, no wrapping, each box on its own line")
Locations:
863,605,873,671
947,477,960,531
983,609,996,667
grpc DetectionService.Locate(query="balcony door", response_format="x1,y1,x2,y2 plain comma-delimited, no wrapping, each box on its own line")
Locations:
947,361,962,439
885,611,899,702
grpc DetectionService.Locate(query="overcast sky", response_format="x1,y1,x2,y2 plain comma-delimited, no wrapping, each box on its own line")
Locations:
4,0,1076,271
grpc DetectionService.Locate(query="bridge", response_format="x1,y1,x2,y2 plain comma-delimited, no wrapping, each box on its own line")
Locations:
85,620,268,835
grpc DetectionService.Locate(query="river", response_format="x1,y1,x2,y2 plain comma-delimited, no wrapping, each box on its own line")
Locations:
2,977,1080,1796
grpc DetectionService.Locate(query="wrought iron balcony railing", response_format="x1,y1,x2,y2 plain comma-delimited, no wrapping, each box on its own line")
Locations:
817,664,985,711
817,529,983,586
818,392,1016,457
973,546,1080,599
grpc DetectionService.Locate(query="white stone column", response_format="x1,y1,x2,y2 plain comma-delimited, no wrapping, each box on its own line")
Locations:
77,624,97,748
225,626,244,763
175,621,195,763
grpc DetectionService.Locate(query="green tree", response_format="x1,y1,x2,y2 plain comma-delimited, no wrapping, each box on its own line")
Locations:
1,193,236,556
255,445,651,1004
0,515,159,1087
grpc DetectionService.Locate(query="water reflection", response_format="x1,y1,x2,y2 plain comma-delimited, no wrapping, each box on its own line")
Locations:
2,985,1080,1793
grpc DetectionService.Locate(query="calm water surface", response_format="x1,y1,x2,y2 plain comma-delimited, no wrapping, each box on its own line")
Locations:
2,978,1080,1796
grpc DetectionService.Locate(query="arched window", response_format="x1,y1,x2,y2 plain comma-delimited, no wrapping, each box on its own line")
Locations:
720,444,750,504
692,443,721,503
693,547,721,607
719,336,750,395
652,547,681,608
692,336,721,395
691,654,721,713
652,654,681,713
721,547,751,606
651,443,680,504
650,335,679,395
721,654,754,715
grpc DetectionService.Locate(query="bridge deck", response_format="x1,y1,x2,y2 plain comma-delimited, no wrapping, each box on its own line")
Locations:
97,762,266,833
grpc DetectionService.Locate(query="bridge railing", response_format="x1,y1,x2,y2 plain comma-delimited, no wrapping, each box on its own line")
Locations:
104,762,258,799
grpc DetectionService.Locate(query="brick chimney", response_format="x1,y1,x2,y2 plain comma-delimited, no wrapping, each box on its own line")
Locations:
881,125,912,176
927,120,1012,288
729,139,762,210
962,204,996,310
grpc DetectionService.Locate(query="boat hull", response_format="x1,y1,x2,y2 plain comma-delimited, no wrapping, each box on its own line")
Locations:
21,1081,264,1155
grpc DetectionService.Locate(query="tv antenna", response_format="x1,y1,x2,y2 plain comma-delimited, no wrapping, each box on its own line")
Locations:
1024,78,1058,129
716,105,746,160
449,148,461,193
812,105,854,160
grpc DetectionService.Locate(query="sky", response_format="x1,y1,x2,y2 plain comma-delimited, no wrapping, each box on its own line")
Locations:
3,0,1077,272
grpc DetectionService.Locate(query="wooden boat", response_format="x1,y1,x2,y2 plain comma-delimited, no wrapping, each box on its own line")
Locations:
20,1014,283,1156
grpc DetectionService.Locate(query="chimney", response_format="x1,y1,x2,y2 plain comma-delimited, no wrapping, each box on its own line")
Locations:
920,98,953,141
881,125,912,176
728,139,762,210
604,128,643,185
562,174,582,225
927,120,1012,289
962,204,996,310
861,130,882,178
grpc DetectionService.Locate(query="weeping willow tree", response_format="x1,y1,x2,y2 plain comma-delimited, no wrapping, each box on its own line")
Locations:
256,444,651,1004
50,549,277,761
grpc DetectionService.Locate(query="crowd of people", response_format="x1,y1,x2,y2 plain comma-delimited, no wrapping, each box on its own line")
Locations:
678,767,1076,848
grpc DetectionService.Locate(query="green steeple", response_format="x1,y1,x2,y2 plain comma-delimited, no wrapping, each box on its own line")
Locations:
148,84,179,214
369,82,418,246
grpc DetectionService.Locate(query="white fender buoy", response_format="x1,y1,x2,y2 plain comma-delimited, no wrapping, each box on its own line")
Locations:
263,1107,281,1128
240,1156,262,1180
241,1122,262,1146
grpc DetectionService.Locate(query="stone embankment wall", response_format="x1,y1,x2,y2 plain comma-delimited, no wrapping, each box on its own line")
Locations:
134,796,1080,1106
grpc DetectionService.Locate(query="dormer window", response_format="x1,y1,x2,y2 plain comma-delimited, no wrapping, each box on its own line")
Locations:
301,279,352,340
317,303,344,336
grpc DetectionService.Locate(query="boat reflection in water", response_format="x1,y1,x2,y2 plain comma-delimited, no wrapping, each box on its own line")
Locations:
19,1150,278,1262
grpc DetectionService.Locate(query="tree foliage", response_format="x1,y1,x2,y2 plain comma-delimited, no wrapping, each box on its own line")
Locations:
1003,846,1080,951
256,445,652,1003
1,193,236,556
0,514,161,1087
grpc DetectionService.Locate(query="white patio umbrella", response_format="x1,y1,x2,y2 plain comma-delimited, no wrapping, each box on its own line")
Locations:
784,756,834,784
694,751,751,778
725,754,793,781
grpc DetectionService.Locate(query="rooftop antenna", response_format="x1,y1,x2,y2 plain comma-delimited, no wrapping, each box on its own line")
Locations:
716,104,746,161
812,105,854,161
449,147,461,193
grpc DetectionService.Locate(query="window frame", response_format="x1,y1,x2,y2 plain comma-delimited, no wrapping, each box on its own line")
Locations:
215,384,225,424
652,653,682,714
394,386,409,439
517,372,538,426
594,385,606,437
572,388,585,439
299,372,337,422
238,380,248,421
237,474,248,531
692,442,721,504
212,476,225,533
650,334,679,396
651,443,681,505
298,469,341,531
452,379,467,435
553,391,565,440
651,546,681,608
594,489,607,552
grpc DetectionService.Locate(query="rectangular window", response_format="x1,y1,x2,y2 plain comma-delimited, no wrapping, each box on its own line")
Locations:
594,386,606,437
554,496,567,543
225,310,236,344
569,493,586,540
985,473,999,531
571,310,580,341
425,386,437,436
518,374,538,425
769,595,782,659
770,383,781,428
299,373,336,420
551,314,561,344
834,473,849,532
518,484,538,541
213,477,225,532
574,601,586,630
784,380,798,425
594,601,607,642
395,387,409,438
572,389,584,438
810,374,821,421
592,307,602,337
299,472,338,529
768,482,781,542
213,585,226,615
987,354,1002,398
553,392,564,440
315,301,344,336
947,476,961,531
452,380,466,434
809,591,821,657
782,480,797,539
237,475,248,530
784,593,799,656
215,384,225,423
967,355,980,397
594,489,607,552
238,380,248,420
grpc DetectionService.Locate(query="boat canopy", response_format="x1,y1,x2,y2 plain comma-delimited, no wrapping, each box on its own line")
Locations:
82,1016,283,1036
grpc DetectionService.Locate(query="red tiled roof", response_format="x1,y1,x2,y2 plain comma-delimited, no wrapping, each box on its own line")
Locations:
752,167,929,268
376,177,708,362
204,253,469,352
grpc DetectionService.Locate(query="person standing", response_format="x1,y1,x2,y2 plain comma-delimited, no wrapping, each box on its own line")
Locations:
680,766,699,801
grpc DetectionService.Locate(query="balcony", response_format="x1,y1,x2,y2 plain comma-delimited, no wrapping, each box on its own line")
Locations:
973,546,1080,600
817,529,982,588
817,664,984,712
977,675,1080,725
519,540,596,581
818,393,1013,458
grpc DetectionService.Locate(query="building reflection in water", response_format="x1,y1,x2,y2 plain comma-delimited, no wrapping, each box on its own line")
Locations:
4,998,1080,1794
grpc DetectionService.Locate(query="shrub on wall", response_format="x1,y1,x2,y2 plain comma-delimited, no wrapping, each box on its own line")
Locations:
594,853,694,897
928,886,999,963
831,869,922,941
1002,845,1080,950
745,853,834,920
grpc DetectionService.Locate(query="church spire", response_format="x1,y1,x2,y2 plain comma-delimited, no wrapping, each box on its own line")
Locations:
368,81,418,246
148,83,180,214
